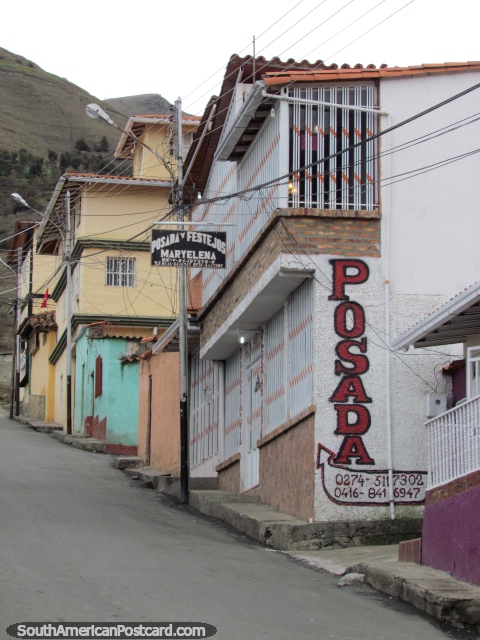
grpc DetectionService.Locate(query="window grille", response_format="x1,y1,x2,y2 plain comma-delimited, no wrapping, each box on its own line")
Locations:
106,257,135,287
288,85,377,210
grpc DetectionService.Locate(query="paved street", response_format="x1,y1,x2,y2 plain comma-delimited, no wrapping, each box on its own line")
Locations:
0,414,474,640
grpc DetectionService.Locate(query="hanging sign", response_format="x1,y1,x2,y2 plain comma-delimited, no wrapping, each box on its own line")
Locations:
151,230,227,268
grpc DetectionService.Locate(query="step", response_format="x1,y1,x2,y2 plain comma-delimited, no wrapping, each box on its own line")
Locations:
114,456,145,470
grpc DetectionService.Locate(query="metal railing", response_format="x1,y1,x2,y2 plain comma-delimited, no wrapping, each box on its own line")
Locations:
425,394,480,489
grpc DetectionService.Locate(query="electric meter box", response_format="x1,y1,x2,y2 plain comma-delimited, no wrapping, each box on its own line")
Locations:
426,394,448,418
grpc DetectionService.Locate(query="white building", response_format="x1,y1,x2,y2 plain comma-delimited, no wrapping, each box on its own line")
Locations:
182,55,480,534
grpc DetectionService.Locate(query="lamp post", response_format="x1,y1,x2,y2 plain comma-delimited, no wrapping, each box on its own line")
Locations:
174,97,189,504
88,101,190,502
85,104,175,181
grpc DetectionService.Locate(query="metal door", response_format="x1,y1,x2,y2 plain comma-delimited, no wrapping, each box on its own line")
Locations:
244,333,263,491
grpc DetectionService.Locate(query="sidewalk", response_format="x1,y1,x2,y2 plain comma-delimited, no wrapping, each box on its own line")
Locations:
4,409,480,636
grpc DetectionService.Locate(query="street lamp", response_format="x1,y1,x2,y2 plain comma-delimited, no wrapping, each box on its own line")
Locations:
85,103,175,181
87,100,190,502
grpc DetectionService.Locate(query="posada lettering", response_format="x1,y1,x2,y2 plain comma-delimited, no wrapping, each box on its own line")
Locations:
328,259,375,466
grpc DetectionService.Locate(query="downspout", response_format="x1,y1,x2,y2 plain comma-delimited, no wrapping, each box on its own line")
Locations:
384,114,395,520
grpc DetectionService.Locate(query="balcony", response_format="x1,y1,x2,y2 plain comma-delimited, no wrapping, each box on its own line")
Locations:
425,394,480,489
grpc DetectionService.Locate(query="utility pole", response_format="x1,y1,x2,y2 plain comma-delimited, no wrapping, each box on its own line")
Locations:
65,192,72,435
15,247,21,416
175,97,189,504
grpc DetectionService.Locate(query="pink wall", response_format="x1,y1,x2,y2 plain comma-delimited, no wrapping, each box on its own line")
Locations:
422,478,480,586
138,352,180,474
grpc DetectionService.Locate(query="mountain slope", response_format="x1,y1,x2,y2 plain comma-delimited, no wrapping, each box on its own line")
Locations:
0,48,172,157
105,94,172,118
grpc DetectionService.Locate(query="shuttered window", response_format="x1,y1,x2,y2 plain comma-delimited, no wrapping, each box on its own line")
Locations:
95,355,103,398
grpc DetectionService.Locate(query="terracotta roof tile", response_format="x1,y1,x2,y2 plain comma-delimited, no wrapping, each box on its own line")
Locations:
133,114,201,121
263,62,480,85
64,172,165,183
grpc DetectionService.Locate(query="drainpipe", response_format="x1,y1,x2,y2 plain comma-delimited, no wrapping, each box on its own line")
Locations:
384,114,395,520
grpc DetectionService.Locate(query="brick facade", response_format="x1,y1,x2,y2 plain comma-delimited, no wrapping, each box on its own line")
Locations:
200,208,380,346
218,460,241,494
258,412,315,521
425,469,480,505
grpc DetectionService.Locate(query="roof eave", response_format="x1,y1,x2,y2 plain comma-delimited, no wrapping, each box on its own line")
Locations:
391,285,480,351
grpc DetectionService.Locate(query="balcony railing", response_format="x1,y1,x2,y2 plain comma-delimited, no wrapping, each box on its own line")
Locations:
425,394,480,489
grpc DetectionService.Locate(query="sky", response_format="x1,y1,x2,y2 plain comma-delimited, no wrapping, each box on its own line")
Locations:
1,0,479,117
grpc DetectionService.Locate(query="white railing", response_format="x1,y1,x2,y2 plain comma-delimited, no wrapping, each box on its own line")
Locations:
425,394,480,489
287,85,377,211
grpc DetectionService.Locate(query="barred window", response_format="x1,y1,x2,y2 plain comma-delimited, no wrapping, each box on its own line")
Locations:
288,85,377,210
106,257,135,287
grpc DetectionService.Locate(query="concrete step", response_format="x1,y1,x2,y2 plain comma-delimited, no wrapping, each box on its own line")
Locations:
114,456,145,470
15,415,63,434
189,489,422,552
70,438,105,453
124,467,171,489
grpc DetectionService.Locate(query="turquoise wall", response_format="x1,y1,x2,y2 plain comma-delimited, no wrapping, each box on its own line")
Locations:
74,334,139,446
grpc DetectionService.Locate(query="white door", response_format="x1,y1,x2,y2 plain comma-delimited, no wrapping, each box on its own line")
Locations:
244,334,262,491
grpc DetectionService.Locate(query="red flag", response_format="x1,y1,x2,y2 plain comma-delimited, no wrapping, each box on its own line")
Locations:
40,289,49,309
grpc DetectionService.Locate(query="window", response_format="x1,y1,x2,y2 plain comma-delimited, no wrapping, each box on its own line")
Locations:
95,356,103,398
288,85,377,210
106,257,135,287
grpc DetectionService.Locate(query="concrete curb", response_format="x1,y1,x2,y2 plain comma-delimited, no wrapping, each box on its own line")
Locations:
188,490,422,551
51,430,105,453
13,415,63,434
352,561,480,635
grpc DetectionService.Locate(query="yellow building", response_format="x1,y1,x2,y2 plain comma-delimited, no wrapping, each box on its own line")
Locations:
9,221,59,421
32,113,200,441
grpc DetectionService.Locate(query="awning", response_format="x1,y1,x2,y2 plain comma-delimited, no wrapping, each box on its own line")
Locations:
390,282,480,350
215,81,277,162
152,318,201,354
201,268,313,360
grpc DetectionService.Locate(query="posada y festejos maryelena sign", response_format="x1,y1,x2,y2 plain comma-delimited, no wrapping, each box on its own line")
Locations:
151,230,227,268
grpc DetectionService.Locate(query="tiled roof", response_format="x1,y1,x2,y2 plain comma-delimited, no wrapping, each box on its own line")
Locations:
133,114,201,121
8,220,37,265
30,311,57,331
184,54,329,201
184,55,480,201
115,113,201,158
63,172,165,183
263,62,480,85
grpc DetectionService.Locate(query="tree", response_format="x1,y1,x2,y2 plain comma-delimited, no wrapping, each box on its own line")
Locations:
75,137,91,152
95,135,109,153
47,149,58,166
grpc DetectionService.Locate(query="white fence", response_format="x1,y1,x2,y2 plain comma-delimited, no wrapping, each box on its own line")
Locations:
425,394,480,489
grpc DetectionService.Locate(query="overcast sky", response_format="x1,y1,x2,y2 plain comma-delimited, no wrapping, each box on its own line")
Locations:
2,0,479,116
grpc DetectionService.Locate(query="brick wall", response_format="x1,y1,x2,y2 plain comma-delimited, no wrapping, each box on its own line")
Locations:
218,460,241,494
200,208,380,345
425,469,480,505
258,412,315,521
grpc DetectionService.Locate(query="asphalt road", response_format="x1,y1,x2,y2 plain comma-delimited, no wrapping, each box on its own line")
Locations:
0,414,474,640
